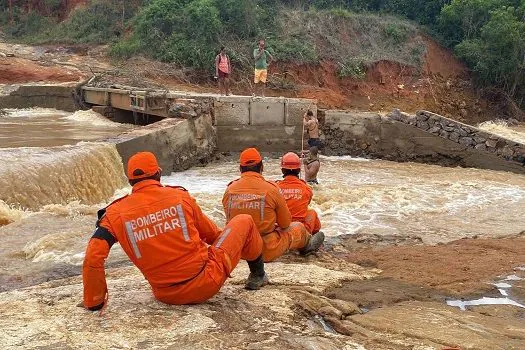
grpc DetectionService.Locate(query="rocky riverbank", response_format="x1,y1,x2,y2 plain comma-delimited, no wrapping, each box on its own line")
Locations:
2,232,524,349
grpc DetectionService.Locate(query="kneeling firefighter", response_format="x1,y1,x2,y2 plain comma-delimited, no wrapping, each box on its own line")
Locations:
82,152,267,311
276,152,322,235
222,148,324,265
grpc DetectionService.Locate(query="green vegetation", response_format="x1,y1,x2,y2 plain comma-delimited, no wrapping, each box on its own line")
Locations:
0,0,141,44
0,0,524,111
438,0,525,108
338,58,366,79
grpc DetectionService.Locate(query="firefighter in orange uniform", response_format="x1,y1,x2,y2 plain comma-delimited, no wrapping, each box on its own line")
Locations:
276,152,322,235
82,152,267,311
222,148,324,263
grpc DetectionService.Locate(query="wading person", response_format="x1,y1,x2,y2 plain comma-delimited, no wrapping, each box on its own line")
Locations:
222,148,324,263
82,152,267,311
304,146,320,185
215,46,232,96
277,152,323,235
253,39,273,97
303,110,321,148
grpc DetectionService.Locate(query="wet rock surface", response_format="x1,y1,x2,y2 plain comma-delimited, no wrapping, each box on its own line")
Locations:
394,110,525,165
2,236,525,349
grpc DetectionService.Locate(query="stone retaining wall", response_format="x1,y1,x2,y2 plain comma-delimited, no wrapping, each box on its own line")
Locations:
322,109,525,174
391,109,525,165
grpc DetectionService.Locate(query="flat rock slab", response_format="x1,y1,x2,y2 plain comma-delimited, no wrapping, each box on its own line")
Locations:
0,262,369,349
349,301,525,349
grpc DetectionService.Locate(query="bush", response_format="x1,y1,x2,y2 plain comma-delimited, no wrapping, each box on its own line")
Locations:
4,11,54,38
215,0,259,38
269,37,318,64
109,37,141,59
57,1,123,44
384,23,409,44
131,0,221,68
338,58,366,79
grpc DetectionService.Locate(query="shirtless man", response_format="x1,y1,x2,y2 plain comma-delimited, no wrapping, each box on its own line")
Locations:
303,110,320,148
303,146,320,185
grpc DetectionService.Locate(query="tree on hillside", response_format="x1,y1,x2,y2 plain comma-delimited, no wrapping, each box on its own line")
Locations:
455,5,525,101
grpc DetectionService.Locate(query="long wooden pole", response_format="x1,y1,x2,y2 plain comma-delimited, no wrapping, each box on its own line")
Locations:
300,103,314,179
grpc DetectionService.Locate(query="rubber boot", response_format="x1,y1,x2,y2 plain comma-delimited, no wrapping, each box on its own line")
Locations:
299,231,325,256
245,254,268,290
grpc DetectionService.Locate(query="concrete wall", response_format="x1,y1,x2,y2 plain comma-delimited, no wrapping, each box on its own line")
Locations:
214,96,316,152
323,110,525,174
107,114,216,173
391,109,525,165
0,84,78,111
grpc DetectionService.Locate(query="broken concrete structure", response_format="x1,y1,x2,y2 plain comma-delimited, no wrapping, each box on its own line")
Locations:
3,84,524,175
322,110,525,175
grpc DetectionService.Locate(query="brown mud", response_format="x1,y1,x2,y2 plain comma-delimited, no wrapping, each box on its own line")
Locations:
339,234,525,296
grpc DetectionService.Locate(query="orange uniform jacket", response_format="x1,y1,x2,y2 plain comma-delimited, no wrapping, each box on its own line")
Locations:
276,175,313,222
222,172,291,235
83,180,221,309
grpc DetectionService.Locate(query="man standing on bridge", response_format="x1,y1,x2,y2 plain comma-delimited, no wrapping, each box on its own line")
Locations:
215,46,232,96
253,39,273,97
82,152,267,311
277,152,322,235
222,148,324,263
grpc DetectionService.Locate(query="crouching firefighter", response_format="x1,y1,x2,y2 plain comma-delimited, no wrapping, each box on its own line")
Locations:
222,148,324,264
82,152,267,311
276,152,323,235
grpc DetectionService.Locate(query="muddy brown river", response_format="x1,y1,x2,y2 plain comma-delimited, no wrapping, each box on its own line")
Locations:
0,108,133,147
2,150,525,292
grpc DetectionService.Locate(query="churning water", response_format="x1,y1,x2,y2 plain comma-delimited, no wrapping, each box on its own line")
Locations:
0,108,133,148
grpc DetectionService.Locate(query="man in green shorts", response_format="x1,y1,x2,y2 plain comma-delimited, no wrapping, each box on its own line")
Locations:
253,39,273,97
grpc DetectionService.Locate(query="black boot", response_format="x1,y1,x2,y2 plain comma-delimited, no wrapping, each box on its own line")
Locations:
245,254,268,290
299,231,325,256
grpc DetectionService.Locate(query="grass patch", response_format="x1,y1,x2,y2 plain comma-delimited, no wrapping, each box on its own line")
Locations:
338,58,366,79
280,9,425,68
109,37,141,60
269,37,318,64
384,23,410,44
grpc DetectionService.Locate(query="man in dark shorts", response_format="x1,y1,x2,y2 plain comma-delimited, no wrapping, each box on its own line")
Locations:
215,46,232,96
303,110,321,148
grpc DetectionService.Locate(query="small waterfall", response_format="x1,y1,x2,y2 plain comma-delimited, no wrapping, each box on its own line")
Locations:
0,142,127,210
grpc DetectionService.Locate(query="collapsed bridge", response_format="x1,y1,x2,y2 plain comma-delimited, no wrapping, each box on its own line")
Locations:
1,83,524,175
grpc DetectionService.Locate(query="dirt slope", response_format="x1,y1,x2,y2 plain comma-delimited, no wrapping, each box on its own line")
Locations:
0,35,505,125
269,37,496,124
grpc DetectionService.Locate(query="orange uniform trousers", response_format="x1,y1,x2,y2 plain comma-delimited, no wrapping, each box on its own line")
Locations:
153,214,262,305
261,221,310,262
304,209,321,234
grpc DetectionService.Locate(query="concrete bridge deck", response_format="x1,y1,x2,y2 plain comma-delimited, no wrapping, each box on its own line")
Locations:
81,86,317,152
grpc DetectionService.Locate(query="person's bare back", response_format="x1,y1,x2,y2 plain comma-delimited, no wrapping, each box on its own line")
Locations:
303,146,320,184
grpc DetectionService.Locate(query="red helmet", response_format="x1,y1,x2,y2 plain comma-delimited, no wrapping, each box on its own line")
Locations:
281,152,301,170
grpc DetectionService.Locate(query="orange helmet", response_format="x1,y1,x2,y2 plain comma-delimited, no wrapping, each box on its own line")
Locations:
240,147,262,166
281,152,301,170
127,152,161,180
